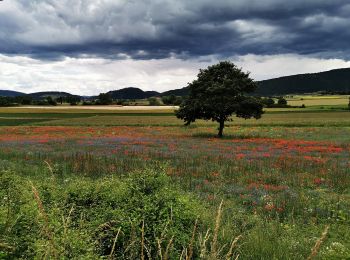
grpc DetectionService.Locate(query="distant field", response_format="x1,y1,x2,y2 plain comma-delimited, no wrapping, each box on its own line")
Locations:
0,105,177,113
29,111,350,127
0,109,349,127
287,95,349,107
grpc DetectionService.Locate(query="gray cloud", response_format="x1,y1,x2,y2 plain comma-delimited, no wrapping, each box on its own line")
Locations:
0,0,350,60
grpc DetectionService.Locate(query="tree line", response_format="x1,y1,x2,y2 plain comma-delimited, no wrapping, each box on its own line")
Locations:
0,95,81,106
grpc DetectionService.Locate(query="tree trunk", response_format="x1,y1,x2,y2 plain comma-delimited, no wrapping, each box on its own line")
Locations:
218,120,225,137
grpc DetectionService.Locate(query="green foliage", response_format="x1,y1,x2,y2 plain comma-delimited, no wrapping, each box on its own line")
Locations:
148,97,161,106
46,96,57,106
0,166,202,259
261,97,275,107
94,166,200,258
0,97,22,107
0,97,12,107
162,95,183,105
0,94,82,106
0,171,39,258
277,97,287,106
176,61,263,137
65,95,81,105
162,95,176,105
97,92,113,105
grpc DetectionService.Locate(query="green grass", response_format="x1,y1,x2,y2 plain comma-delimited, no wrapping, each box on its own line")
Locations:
0,107,176,114
0,108,349,259
0,112,175,118
28,111,350,127
0,118,52,126
1,110,349,127
288,97,349,107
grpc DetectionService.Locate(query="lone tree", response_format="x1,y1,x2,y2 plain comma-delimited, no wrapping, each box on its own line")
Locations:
176,61,263,137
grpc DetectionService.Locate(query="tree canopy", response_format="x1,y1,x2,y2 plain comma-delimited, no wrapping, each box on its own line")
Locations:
97,93,113,105
176,61,263,137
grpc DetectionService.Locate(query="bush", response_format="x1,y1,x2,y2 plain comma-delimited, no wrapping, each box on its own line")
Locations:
148,97,161,106
91,166,200,258
261,98,275,107
46,96,57,106
0,171,39,258
0,166,202,259
277,97,287,106
97,93,113,105
161,95,183,105
0,97,18,107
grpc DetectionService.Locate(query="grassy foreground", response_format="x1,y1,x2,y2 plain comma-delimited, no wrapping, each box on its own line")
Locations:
0,108,349,259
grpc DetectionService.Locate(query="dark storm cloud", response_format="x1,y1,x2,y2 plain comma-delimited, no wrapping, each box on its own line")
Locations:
0,0,350,60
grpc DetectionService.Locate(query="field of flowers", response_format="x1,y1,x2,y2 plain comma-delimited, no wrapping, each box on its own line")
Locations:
1,110,350,259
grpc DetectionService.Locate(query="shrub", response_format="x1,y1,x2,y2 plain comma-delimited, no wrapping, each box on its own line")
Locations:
261,98,275,107
148,97,161,106
0,171,39,258
90,166,201,258
0,166,203,258
0,164,247,259
277,97,287,106
46,96,57,106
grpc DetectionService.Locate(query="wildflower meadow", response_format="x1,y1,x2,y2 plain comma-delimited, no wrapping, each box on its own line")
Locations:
0,109,349,259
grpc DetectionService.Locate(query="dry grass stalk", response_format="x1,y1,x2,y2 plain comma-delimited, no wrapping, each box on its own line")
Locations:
186,219,198,260
30,182,57,259
199,229,211,258
211,200,224,258
156,220,174,259
157,238,163,260
61,206,74,253
44,160,55,178
225,235,242,260
109,227,121,259
123,240,136,255
163,236,174,260
180,248,187,260
307,225,330,260
62,206,74,236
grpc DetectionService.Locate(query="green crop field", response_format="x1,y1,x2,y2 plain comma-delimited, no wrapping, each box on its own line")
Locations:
287,95,350,107
1,107,350,259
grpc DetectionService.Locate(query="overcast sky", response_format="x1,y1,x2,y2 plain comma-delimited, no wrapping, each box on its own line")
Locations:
1,0,350,95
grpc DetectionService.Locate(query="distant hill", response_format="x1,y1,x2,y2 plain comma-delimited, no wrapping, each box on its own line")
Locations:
160,68,350,97
257,68,350,95
28,91,76,100
107,87,189,99
107,87,159,99
165,68,350,97
2,68,350,99
0,90,26,97
160,87,189,97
